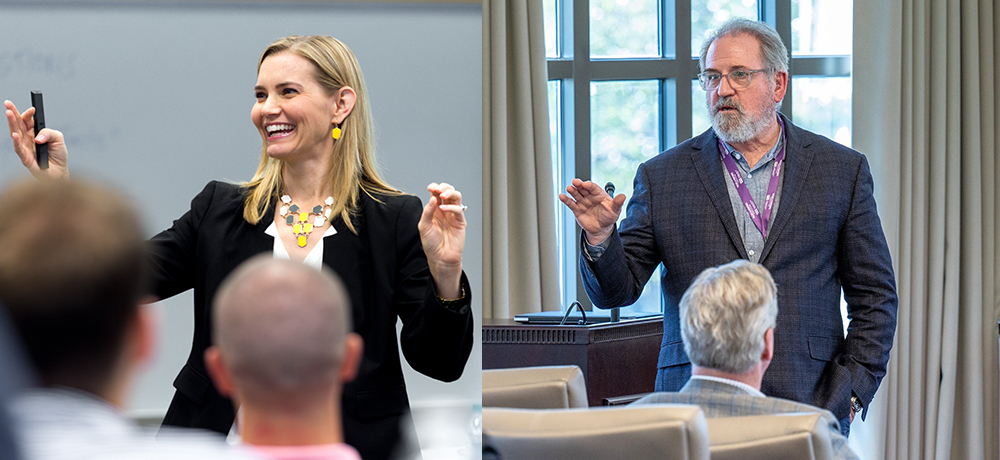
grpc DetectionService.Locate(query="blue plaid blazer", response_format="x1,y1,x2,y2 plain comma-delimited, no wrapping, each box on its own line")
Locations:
581,114,898,421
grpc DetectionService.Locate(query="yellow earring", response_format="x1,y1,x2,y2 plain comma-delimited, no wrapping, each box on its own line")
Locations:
332,124,342,140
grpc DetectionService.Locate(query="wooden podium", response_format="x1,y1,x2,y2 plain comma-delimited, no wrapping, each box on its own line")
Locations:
483,316,664,406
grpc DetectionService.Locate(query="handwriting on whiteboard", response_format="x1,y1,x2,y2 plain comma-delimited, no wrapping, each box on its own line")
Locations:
0,50,77,80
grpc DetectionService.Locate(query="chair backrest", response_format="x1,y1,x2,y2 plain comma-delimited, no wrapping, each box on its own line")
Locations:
483,404,711,460
705,412,834,460
482,365,588,409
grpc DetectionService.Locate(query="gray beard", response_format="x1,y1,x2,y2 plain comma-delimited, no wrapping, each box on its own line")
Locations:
710,98,776,145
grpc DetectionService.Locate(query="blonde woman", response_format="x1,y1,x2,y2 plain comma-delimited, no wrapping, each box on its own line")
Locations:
5,35,472,460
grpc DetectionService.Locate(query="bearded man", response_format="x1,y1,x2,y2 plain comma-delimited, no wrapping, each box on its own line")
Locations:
558,18,897,437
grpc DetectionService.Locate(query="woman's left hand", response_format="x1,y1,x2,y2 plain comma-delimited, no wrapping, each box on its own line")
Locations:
418,182,466,299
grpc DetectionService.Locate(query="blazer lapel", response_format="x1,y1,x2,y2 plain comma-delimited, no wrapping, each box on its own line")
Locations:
689,130,748,259
248,200,278,252
322,197,370,332
759,115,815,263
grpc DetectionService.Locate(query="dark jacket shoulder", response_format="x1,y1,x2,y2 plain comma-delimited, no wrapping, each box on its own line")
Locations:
355,189,421,228
360,189,420,212
201,180,246,202
183,181,249,220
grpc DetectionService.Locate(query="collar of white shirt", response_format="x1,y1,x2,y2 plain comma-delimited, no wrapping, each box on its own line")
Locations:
264,222,337,270
689,375,766,397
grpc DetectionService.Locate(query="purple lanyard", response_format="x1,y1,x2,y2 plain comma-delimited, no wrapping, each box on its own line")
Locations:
718,120,785,240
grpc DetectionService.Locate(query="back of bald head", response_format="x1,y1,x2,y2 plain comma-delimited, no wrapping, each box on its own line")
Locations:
212,256,352,404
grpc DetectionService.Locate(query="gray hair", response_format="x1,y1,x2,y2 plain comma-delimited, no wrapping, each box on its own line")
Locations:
679,259,778,374
698,18,789,74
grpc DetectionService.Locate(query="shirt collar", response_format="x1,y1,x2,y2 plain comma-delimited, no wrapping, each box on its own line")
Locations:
690,375,766,397
718,116,786,171
264,221,337,270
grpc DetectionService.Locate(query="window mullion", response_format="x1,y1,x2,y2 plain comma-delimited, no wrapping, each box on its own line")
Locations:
761,0,794,122
547,0,854,313
569,0,594,309
673,0,693,144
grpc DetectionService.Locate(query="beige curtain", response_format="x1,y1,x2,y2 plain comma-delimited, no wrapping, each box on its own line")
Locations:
482,0,560,319
854,1,999,459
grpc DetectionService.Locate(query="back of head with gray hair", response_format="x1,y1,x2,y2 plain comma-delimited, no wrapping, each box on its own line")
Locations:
679,259,778,374
212,255,352,409
698,18,789,74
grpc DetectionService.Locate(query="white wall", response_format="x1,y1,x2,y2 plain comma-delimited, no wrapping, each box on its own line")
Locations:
0,0,482,434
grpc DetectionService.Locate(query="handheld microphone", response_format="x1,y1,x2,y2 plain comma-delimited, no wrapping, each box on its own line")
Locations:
603,181,621,323
30,91,48,170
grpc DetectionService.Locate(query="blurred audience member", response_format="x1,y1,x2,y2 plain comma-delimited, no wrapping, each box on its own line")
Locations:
205,256,363,460
0,179,258,460
0,302,32,460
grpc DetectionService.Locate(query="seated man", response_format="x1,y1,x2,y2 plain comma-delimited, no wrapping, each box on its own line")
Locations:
204,256,364,460
631,259,858,460
0,179,257,460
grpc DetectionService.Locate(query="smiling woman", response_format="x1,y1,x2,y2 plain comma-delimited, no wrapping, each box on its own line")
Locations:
4,34,474,460
252,51,350,166
242,37,392,241
247,44,363,256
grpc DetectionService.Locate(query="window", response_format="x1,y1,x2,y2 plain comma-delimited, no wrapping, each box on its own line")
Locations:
545,0,852,313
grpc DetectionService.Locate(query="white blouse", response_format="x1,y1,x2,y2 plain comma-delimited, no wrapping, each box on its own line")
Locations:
264,221,338,269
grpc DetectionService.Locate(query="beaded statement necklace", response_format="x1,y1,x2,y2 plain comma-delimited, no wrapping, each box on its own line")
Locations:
280,194,333,247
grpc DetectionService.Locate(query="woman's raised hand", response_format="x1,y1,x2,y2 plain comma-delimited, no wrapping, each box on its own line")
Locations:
418,182,466,299
5,100,69,179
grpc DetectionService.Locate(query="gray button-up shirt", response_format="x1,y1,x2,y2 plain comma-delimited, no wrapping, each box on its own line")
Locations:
718,131,785,263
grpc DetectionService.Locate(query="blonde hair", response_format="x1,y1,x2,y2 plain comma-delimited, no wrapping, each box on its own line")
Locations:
241,35,401,233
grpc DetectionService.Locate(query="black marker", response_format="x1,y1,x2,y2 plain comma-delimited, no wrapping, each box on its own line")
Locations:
30,91,48,169
604,182,615,197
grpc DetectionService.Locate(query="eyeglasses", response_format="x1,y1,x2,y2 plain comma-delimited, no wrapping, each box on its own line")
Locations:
698,69,767,91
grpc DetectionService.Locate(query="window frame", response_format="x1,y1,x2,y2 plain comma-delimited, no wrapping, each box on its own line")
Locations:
547,0,851,310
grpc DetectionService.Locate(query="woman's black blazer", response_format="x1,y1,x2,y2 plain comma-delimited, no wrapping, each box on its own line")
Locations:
149,181,473,459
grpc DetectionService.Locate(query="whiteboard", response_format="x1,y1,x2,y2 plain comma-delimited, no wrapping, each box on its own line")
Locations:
0,0,483,422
